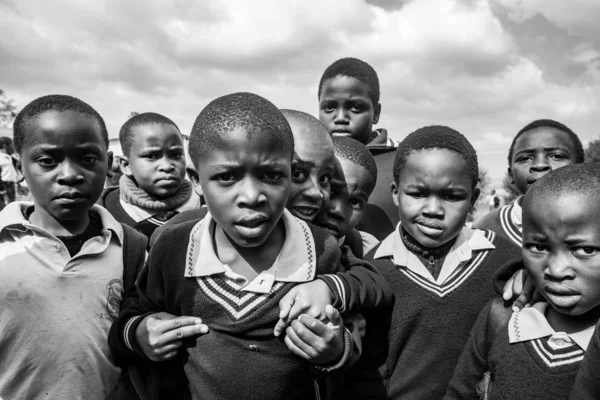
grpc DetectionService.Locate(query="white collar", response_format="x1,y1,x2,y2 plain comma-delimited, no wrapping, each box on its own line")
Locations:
119,191,201,223
511,196,523,227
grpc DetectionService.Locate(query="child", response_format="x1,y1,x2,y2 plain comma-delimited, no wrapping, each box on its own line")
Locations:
318,57,397,239
0,137,18,204
99,112,200,238
315,136,379,258
447,163,600,399
109,93,392,400
281,109,334,222
474,119,584,246
343,126,521,399
0,94,146,399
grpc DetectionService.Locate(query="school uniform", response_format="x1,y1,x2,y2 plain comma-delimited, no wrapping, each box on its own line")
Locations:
342,225,520,400
0,202,129,399
474,196,523,246
339,229,379,259
110,210,392,400
447,300,594,400
570,320,600,399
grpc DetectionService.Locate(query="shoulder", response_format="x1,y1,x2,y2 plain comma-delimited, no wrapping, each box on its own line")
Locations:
487,230,521,260
150,217,204,255
98,186,120,207
473,208,502,229
307,222,341,259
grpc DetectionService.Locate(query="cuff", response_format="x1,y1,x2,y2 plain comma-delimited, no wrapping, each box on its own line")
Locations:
318,274,350,313
123,313,153,358
313,328,354,373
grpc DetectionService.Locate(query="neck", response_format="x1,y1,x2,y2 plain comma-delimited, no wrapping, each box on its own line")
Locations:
546,305,600,335
29,205,90,236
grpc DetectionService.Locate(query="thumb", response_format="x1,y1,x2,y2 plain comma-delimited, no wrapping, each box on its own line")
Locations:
278,288,298,320
325,304,342,326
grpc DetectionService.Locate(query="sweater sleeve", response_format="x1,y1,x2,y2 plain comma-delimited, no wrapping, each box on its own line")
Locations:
444,299,493,400
570,320,600,400
319,245,393,314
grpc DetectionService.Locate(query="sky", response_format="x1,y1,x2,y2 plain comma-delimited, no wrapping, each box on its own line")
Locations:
1,0,599,187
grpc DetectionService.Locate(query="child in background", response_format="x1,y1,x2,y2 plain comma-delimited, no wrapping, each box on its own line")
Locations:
0,95,146,399
109,93,392,400
315,136,379,258
474,119,584,246
281,109,334,222
0,137,18,204
447,163,600,400
318,57,397,239
344,126,520,399
99,112,200,238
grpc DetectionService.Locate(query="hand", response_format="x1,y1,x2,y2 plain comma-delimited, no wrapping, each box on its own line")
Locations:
344,312,366,338
274,280,334,337
502,269,541,311
135,312,209,362
284,305,345,365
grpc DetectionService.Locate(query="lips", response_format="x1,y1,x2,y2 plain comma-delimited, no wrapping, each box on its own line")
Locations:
544,284,581,308
331,131,351,137
291,205,320,220
156,176,179,184
55,192,86,200
234,215,271,240
319,221,341,237
236,215,269,228
415,220,444,237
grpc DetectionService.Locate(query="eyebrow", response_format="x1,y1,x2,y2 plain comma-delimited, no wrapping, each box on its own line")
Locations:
523,233,547,242
210,162,288,170
515,146,571,154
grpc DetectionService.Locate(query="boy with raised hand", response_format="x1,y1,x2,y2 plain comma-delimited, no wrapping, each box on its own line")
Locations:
111,93,391,400
99,112,200,239
474,119,584,246
447,163,600,400
0,95,146,399
344,126,520,399
318,57,396,239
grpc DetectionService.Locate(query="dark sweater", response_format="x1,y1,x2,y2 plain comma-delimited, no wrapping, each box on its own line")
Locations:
570,321,600,400
110,216,392,400
473,203,521,246
342,230,520,400
447,299,583,400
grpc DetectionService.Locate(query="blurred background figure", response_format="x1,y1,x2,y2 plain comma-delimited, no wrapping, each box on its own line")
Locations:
0,137,18,208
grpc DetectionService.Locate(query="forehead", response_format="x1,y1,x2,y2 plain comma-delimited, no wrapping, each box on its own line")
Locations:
514,127,574,152
525,192,600,229
339,157,375,193
23,110,105,150
130,123,182,149
401,148,472,188
320,75,372,102
294,130,334,165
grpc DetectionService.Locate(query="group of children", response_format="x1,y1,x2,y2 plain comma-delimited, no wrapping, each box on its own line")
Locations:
1,57,599,400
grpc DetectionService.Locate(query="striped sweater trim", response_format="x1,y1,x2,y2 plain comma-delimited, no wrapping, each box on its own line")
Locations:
530,338,585,368
499,204,521,246
124,315,142,351
319,274,349,313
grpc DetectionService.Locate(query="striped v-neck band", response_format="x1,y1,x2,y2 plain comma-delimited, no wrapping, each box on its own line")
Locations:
499,203,522,246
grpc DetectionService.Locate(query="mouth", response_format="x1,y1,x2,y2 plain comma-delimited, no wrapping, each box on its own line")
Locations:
234,215,270,238
54,192,87,204
331,131,352,137
415,221,444,237
156,176,179,184
544,285,581,308
291,205,320,220
319,221,341,237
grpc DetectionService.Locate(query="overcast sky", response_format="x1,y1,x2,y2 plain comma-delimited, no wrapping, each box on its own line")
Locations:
2,0,599,186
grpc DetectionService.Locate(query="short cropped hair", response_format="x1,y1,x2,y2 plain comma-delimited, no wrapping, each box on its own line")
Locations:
280,109,329,139
393,125,479,187
119,112,180,157
189,92,294,166
318,58,380,105
333,136,377,182
13,94,108,154
523,163,600,211
507,119,584,165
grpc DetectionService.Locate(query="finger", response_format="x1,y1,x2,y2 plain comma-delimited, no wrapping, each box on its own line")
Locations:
163,316,205,333
273,318,290,337
517,275,535,308
162,323,209,344
284,333,311,361
286,323,318,359
154,341,183,356
298,314,330,337
325,304,342,326
161,351,178,361
278,289,297,320
502,275,515,301
529,289,542,306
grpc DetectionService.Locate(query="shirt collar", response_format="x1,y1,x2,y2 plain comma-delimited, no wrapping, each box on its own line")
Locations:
0,201,123,244
184,209,316,284
119,192,201,223
511,196,523,227
509,302,595,350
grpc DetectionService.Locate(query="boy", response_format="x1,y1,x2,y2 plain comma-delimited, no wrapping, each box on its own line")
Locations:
474,119,584,246
343,126,520,399
318,57,397,239
0,137,18,204
315,136,379,258
0,94,146,399
281,109,334,222
447,163,600,399
110,93,391,400
99,112,200,238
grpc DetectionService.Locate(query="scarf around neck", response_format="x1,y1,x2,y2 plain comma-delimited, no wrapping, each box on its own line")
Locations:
119,174,192,212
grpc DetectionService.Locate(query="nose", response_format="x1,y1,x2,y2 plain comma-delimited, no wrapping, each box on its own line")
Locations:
303,179,325,202
422,196,444,218
545,252,575,281
57,159,84,185
238,177,267,208
158,156,175,172
333,108,349,125
326,199,346,222
530,153,551,172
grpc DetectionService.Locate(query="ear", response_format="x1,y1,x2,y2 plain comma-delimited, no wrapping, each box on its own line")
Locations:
119,156,133,177
507,167,514,184
186,165,203,198
13,154,24,183
471,187,481,208
106,151,114,176
373,103,382,125
391,181,400,207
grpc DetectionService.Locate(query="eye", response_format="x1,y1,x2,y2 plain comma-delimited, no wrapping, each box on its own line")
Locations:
407,191,426,199
349,198,364,209
515,155,533,163
549,153,567,161
319,174,331,186
81,155,98,166
216,173,236,183
526,243,548,254
264,172,282,183
170,150,184,159
574,247,599,257
320,102,335,113
292,170,308,183
145,154,158,161
37,157,57,167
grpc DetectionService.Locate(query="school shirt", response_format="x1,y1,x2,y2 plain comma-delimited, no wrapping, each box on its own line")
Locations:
446,301,594,400
570,320,600,399
0,152,17,183
474,196,523,246
111,210,392,400
343,224,520,400
0,202,124,400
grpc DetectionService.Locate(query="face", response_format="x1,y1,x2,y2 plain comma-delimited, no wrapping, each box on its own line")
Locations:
196,128,292,248
121,123,186,199
286,133,334,222
393,149,478,248
338,157,375,231
319,75,381,145
19,110,108,227
314,158,353,239
523,193,600,317
509,127,578,194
